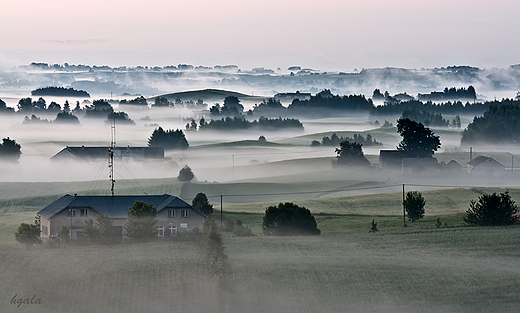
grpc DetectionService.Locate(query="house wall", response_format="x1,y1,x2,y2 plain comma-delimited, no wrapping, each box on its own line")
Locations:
44,208,99,239
156,207,205,236
40,216,52,239
469,163,505,176
41,206,205,240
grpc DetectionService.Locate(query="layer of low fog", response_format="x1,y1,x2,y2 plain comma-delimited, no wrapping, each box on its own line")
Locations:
2,65,520,198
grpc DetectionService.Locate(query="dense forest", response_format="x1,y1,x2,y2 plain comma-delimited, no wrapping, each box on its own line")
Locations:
288,90,373,112
31,87,90,98
417,86,476,101
311,133,382,147
188,116,304,131
369,99,520,117
461,104,520,145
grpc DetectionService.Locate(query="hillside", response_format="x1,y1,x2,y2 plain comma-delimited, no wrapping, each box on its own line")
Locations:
151,88,265,103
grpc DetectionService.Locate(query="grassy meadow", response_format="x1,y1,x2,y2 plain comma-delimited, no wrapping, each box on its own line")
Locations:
2,108,520,312
1,226,519,313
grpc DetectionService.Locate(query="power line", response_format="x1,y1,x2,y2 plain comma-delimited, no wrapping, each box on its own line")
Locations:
205,183,520,200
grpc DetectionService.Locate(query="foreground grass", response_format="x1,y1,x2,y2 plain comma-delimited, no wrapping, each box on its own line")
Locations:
1,227,519,313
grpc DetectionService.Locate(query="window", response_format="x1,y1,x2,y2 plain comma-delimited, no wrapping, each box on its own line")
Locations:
68,209,76,217
80,209,88,217
168,226,177,236
168,209,175,218
157,227,164,236
42,225,48,235
180,209,189,218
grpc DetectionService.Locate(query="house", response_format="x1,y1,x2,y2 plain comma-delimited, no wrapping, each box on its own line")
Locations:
379,150,404,169
37,194,206,240
446,160,463,171
274,91,311,101
467,155,505,176
51,146,164,162
402,158,438,173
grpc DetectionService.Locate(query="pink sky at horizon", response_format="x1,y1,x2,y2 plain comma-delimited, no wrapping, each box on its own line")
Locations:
1,0,519,71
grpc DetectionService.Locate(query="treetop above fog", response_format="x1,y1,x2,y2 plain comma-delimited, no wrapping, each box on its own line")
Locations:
397,118,441,158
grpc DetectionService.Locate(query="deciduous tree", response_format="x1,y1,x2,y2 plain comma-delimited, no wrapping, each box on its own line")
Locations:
404,191,425,222
125,201,158,239
397,118,441,158
178,165,195,182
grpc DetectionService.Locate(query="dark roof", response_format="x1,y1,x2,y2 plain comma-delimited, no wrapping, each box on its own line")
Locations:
51,146,164,161
38,194,203,219
467,155,504,168
446,160,463,169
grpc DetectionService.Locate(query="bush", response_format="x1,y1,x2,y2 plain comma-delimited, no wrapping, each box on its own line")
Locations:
404,191,425,222
178,165,195,182
369,220,379,232
464,191,519,226
262,202,320,236
14,223,42,249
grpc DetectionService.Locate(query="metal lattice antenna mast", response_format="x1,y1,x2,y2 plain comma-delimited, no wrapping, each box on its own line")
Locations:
109,117,116,196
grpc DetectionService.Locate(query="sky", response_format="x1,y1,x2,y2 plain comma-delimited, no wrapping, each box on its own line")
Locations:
1,0,519,71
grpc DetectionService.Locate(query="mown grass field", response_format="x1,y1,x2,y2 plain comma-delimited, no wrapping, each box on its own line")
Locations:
1,226,519,313
1,171,520,312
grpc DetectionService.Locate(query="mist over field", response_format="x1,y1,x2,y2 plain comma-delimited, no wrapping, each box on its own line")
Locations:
2,62,520,313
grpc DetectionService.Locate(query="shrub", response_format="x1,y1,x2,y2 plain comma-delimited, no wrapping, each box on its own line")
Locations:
178,165,195,182
14,223,42,249
464,191,519,226
369,219,379,232
404,191,425,222
262,202,320,236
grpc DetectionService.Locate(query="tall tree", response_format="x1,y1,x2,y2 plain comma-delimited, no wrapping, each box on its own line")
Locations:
192,193,213,214
0,137,22,161
335,140,369,166
396,118,440,158
148,127,189,150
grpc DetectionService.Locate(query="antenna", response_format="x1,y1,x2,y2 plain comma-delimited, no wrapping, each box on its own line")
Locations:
109,116,116,196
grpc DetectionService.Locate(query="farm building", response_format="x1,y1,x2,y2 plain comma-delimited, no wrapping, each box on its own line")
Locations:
402,157,438,173
446,160,463,171
467,155,505,176
379,150,404,169
274,91,311,101
51,146,164,162
37,194,206,240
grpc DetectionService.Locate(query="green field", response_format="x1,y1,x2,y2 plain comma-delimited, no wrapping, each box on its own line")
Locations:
1,226,519,313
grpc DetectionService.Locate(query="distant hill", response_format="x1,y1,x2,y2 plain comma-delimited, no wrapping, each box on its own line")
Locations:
151,89,264,103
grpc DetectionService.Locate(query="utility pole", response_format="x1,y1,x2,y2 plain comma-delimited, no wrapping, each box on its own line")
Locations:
402,184,406,227
220,195,223,232
109,117,116,196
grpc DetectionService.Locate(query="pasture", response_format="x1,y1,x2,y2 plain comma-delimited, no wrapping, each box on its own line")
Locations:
1,226,519,313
